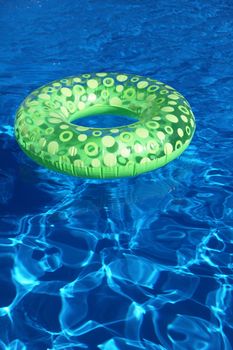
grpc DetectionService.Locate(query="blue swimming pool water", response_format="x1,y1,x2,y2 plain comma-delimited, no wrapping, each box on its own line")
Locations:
1,0,233,349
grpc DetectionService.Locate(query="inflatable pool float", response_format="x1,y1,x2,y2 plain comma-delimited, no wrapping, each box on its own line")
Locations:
15,73,195,178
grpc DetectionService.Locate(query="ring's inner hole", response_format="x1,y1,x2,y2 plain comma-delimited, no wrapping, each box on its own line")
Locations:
72,114,139,128
70,106,139,128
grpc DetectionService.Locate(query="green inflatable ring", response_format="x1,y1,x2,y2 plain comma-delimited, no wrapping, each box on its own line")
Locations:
15,73,195,178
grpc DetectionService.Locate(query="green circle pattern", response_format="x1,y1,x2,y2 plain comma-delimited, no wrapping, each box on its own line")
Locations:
15,72,196,178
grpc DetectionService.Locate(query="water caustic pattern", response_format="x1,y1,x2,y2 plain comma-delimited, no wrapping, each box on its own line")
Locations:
15,73,195,178
0,170,233,350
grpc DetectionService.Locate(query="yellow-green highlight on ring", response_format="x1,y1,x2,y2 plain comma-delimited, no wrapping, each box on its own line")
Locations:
15,73,196,178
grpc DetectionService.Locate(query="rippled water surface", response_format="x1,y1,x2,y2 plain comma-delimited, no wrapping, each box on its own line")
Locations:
1,0,233,349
